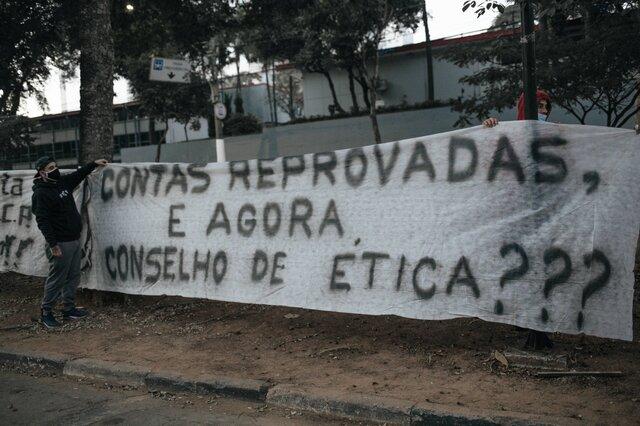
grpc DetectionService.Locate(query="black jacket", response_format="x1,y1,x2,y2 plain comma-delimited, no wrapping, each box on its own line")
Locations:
31,162,98,247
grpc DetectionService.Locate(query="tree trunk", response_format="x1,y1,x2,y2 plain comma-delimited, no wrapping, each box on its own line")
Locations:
9,89,21,115
369,101,382,144
149,117,156,148
347,67,360,112
272,61,278,125
288,74,295,120
368,69,382,144
354,72,371,110
154,119,167,162
422,3,435,102
320,71,345,114
264,64,274,122
235,47,242,95
78,0,114,163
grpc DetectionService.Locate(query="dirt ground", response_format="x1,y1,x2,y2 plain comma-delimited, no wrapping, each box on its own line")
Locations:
1,272,639,424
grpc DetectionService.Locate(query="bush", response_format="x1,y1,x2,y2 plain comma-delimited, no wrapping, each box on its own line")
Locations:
285,99,448,125
223,113,262,136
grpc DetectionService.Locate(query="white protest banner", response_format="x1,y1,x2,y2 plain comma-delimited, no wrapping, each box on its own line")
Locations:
2,122,639,340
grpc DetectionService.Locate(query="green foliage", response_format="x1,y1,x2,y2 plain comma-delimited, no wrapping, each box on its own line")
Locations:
445,2,640,127
273,71,304,120
0,116,35,159
223,113,262,136
111,0,236,126
0,0,72,115
287,100,446,125
463,0,505,17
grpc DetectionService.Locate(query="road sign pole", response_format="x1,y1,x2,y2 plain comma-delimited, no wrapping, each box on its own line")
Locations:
520,0,537,120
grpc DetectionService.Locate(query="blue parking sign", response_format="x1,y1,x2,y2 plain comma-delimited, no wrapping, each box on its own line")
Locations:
153,59,164,71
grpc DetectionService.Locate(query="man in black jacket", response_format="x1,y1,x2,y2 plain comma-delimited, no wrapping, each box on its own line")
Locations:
32,156,108,328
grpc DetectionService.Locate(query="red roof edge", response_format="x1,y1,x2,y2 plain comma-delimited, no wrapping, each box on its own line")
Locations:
387,27,521,55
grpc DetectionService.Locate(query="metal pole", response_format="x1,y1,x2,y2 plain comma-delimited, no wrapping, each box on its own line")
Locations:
520,0,537,120
272,61,278,125
422,1,434,102
636,81,640,134
208,39,225,163
288,75,294,117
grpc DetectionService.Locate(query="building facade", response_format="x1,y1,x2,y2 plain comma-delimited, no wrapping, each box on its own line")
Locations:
299,29,633,129
5,102,166,170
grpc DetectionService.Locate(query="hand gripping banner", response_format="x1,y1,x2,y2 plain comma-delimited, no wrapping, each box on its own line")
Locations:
2,122,639,340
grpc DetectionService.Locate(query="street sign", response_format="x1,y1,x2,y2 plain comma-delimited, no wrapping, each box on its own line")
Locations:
214,102,227,120
149,57,191,83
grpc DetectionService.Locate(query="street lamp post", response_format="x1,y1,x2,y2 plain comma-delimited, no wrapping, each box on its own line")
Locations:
520,0,537,120
208,39,226,163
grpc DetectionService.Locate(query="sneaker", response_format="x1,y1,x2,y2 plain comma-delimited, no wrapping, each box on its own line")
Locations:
62,307,89,320
41,310,61,329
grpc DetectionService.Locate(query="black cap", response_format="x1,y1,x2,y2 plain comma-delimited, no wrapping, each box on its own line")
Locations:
35,156,54,171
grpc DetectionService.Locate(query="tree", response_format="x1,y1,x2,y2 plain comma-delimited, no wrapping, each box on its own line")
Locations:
422,2,435,102
241,0,347,114
0,0,70,115
273,71,304,120
0,116,35,161
78,0,114,162
112,0,236,158
324,0,423,143
446,1,640,127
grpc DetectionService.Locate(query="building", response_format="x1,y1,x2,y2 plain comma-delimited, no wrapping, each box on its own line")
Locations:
5,102,166,170
299,27,633,129
300,30,506,117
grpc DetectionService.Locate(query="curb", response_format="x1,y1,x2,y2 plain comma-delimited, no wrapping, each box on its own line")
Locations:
0,347,575,425
0,347,69,373
409,402,567,426
64,358,150,385
266,385,412,424
145,371,269,401
265,386,570,426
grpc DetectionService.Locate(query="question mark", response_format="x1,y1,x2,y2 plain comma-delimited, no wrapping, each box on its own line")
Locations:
494,243,529,315
541,247,572,323
583,171,600,195
577,250,611,330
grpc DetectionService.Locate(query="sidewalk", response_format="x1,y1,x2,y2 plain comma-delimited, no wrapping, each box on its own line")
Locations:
1,272,638,424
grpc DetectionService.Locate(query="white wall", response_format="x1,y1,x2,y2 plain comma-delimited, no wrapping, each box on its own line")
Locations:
301,48,483,117
166,117,209,143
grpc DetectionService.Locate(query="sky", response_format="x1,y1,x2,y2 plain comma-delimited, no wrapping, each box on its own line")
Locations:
19,2,500,118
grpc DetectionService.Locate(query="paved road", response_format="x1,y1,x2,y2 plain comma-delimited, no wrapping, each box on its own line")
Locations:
0,369,354,425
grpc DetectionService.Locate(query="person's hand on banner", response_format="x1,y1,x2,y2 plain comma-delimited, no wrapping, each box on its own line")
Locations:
94,159,109,167
51,245,62,258
483,117,499,128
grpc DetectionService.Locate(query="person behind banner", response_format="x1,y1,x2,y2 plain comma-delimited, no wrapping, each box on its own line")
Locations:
483,89,556,349
483,90,552,127
32,156,108,329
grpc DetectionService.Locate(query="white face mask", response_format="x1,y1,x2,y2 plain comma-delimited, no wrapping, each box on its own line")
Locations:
538,113,549,122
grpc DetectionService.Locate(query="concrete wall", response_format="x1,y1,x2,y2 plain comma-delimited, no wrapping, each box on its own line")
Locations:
122,105,460,163
121,100,636,165
221,83,289,124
